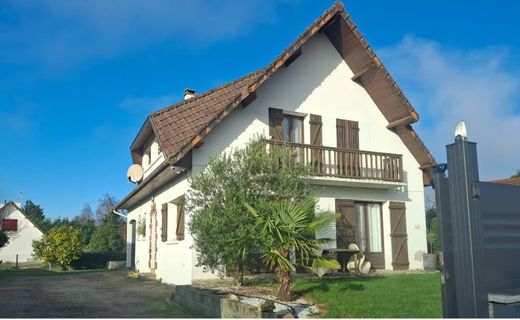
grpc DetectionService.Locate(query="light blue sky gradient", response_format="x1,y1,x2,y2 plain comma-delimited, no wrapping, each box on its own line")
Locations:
1,1,519,218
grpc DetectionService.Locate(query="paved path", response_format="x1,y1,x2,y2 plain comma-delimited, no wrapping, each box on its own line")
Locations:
0,270,196,318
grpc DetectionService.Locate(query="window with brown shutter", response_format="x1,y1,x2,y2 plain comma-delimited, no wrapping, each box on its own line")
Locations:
176,197,185,241
161,203,168,242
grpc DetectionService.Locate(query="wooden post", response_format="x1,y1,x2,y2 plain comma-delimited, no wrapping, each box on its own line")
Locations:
15,254,18,269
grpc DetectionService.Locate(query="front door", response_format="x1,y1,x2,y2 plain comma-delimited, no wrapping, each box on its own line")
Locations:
130,220,136,269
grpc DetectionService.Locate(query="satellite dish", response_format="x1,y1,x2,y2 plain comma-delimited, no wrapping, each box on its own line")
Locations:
127,164,144,183
454,120,468,141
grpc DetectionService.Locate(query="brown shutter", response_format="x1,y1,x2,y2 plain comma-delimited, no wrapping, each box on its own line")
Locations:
337,119,360,176
335,199,356,271
335,199,356,248
269,108,284,141
336,119,348,175
176,203,185,241
336,119,347,148
161,203,168,242
310,114,322,173
390,201,409,270
346,120,359,150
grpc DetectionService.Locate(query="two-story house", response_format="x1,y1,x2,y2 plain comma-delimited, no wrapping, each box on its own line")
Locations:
116,2,435,285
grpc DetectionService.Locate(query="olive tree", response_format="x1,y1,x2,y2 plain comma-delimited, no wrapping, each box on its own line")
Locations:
187,137,311,284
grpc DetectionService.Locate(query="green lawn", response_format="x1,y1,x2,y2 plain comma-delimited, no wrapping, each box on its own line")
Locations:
293,272,442,318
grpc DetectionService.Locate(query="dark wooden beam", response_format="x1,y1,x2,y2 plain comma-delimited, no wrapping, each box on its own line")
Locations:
240,91,257,108
351,64,376,83
386,114,418,129
284,48,302,67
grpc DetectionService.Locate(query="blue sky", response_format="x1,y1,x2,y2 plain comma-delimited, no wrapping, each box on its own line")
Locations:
1,1,519,219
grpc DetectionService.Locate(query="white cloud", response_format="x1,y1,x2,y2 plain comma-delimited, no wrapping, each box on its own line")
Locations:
0,0,293,69
379,35,520,180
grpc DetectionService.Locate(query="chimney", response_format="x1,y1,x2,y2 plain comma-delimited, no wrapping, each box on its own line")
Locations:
184,88,196,100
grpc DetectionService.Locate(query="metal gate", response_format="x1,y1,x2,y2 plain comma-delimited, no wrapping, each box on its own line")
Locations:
432,131,520,318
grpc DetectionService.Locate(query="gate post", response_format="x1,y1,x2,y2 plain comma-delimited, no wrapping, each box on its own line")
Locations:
446,136,488,317
432,164,458,318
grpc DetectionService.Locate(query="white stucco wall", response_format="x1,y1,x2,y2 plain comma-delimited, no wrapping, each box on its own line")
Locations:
125,32,428,284
126,174,219,285
0,203,43,262
191,33,427,270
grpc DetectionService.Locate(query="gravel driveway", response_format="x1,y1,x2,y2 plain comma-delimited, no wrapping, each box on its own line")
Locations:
0,270,197,318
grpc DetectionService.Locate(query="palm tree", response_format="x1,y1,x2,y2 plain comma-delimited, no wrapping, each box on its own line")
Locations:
244,196,340,301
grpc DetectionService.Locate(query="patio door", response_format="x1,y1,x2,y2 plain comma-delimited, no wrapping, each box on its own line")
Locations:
355,203,385,269
335,199,385,269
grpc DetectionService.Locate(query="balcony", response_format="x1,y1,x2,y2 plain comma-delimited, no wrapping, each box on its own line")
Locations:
266,140,403,184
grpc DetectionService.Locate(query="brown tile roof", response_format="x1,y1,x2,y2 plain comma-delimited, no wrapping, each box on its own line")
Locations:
490,177,520,185
139,1,435,183
149,69,265,163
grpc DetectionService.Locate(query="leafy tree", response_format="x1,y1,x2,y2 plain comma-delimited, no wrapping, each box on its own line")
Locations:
95,194,117,226
22,200,52,232
0,230,8,248
88,212,125,254
512,169,520,178
244,197,339,301
188,137,313,284
33,225,84,270
77,203,94,224
50,217,96,247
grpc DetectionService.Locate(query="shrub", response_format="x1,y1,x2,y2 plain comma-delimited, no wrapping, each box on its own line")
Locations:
188,137,312,284
32,225,84,270
71,251,125,270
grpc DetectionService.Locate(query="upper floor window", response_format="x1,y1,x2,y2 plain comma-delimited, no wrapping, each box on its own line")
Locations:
282,115,303,143
144,146,152,168
269,108,305,143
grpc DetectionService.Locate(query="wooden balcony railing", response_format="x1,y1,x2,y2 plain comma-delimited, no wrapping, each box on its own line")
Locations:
266,140,404,182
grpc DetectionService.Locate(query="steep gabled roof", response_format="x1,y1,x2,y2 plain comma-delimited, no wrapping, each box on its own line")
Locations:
0,201,44,234
137,1,435,183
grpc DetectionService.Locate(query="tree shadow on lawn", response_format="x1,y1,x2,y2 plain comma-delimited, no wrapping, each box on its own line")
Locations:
294,275,384,297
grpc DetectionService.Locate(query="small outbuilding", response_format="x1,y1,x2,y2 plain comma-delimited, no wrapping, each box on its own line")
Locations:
0,201,43,263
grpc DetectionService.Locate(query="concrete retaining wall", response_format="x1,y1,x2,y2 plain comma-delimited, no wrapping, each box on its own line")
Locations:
170,285,274,318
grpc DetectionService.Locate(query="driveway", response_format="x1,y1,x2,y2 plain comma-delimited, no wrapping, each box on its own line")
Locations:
0,270,197,318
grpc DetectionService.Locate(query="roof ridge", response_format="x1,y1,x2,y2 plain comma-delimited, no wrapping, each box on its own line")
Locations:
151,68,266,118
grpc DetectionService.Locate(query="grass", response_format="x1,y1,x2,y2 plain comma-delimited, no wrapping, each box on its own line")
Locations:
254,272,442,318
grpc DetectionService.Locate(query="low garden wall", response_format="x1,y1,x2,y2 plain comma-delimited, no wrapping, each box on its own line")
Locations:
170,285,275,318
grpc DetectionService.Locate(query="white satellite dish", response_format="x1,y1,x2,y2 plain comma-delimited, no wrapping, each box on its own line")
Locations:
454,120,468,141
127,164,144,183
